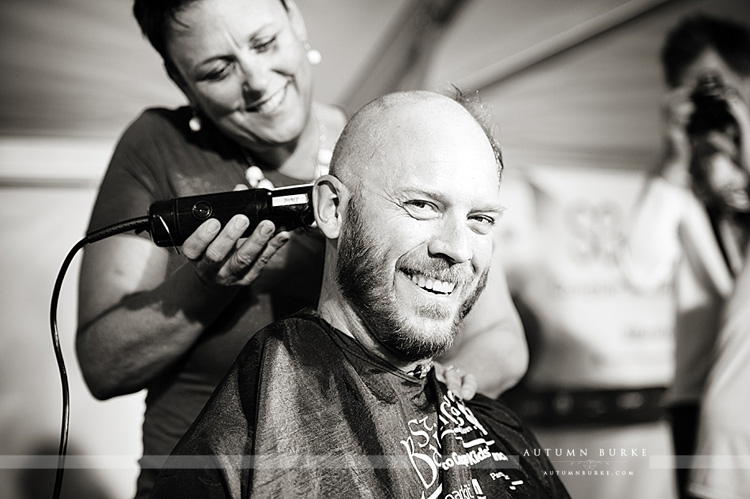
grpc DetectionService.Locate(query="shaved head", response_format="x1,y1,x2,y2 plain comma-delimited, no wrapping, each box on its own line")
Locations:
330,90,503,196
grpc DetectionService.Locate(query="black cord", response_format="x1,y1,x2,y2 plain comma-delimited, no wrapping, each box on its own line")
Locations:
49,216,150,499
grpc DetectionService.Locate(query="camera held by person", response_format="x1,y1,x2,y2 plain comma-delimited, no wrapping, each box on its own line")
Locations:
687,71,738,138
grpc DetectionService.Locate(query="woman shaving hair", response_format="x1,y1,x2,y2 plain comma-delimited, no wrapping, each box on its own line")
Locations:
77,1,345,496
76,1,526,497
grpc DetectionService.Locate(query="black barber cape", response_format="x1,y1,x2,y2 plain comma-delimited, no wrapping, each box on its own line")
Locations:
150,311,570,498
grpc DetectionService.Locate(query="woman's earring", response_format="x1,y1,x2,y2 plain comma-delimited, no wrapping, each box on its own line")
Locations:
188,111,202,132
304,42,322,65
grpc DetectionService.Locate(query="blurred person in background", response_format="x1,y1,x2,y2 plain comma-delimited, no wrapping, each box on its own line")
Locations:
75,0,526,497
497,161,678,499
620,12,750,498
492,12,749,499
689,206,750,499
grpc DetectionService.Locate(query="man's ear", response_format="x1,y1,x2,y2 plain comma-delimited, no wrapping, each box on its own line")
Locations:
313,175,347,239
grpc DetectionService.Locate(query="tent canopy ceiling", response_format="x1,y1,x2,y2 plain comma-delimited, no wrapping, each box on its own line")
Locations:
1,0,748,171
0,0,404,138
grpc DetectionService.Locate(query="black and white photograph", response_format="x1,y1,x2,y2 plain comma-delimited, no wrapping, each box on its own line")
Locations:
1,1,749,498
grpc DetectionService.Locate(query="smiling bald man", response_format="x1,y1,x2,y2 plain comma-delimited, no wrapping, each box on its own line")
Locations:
150,90,569,499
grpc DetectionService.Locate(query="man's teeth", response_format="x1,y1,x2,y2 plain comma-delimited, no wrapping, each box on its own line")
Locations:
255,86,286,114
409,274,456,294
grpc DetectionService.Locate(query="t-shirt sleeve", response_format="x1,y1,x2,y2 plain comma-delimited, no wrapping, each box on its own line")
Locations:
87,110,171,235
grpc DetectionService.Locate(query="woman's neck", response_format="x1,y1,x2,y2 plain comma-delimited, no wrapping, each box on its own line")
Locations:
247,106,322,181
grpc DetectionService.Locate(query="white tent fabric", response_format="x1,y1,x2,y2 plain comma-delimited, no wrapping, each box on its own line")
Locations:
1,0,747,182
422,0,750,171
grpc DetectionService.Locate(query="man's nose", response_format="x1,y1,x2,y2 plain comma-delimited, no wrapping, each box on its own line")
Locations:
428,218,473,264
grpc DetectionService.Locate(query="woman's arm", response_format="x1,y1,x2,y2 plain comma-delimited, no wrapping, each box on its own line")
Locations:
76,216,288,399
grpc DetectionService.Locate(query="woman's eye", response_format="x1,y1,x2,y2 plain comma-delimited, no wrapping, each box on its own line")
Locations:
202,62,234,82
254,37,276,52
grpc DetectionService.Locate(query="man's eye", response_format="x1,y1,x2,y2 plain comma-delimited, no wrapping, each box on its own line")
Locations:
469,215,497,234
405,200,434,210
474,215,496,225
407,200,430,209
404,200,438,217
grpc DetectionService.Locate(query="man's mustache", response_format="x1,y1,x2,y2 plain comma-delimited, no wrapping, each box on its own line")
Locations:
397,255,475,289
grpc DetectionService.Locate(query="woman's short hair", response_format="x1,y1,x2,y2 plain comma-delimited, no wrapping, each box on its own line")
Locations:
132,0,289,64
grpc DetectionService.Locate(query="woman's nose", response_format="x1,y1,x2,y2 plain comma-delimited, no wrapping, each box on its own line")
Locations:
239,57,270,97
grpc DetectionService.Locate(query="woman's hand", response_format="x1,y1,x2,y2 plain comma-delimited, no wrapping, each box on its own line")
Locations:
435,363,478,400
182,215,291,287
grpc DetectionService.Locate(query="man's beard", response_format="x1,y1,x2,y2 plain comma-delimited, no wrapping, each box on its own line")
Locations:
336,192,488,363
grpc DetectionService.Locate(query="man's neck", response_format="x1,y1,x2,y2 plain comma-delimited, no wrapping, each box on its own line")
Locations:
317,290,433,378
